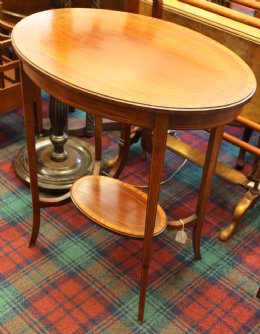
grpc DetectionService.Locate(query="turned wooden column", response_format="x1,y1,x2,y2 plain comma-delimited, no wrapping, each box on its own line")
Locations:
48,0,71,161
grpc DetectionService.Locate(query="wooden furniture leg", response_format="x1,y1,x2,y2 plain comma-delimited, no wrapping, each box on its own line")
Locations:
21,68,41,247
236,127,253,170
108,123,131,178
193,126,225,259
248,134,260,181
22,68,75,247
93,115,103,175
219,151,260,241
138,114,168,323
219,187,259,241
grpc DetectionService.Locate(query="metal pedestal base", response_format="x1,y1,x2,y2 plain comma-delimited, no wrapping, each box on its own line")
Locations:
15,137,94,190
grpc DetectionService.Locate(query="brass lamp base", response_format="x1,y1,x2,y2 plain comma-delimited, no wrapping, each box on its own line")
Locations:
15,136,94,190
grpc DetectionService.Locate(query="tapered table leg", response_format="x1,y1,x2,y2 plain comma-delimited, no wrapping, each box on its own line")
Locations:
108,124,131,178
138,114,168,323
193,126,225,259
20,68,41,247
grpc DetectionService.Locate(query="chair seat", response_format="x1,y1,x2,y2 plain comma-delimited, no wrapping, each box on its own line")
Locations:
71,175,167,238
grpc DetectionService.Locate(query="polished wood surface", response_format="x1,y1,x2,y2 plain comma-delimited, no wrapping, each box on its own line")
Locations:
71,175,167,237
11,8,256,322
12,9,255,128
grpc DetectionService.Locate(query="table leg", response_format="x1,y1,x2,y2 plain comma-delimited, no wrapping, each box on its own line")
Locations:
21,68,41,247
193,125,225,259
138,114,168,323
93,116,103,175
108,124,131,178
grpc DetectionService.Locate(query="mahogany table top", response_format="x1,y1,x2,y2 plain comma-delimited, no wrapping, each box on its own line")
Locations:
12,8,256,129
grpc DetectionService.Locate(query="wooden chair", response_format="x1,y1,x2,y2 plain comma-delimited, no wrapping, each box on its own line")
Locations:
0,0,45,126
0,32,22,115
0,1,22,114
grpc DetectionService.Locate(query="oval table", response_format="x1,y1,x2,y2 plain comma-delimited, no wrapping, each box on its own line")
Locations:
11,8,256,323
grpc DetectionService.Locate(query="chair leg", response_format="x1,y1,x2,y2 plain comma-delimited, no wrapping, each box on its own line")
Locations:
108,123,131,178
236,127,253,170
247,134,260,181
218,188,259,241
219,143,260,241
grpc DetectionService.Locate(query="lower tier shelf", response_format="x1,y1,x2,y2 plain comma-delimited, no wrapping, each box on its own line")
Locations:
71,175,167,238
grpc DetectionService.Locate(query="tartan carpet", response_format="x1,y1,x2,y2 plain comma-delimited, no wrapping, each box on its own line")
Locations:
0,105,259,333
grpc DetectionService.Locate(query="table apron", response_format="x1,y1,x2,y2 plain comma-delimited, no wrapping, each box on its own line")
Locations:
22,63,245,131
22,63,157,128
168,108,244,130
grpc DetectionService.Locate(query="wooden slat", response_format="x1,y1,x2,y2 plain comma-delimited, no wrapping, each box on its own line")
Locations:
166,134,249,187
0,83,22,114
0,59,20,72
229,0,260,11
236,115,260,131
222,132,260,156
179,0,260,28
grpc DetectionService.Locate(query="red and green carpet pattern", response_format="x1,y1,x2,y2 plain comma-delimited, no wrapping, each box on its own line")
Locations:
0,104,259,333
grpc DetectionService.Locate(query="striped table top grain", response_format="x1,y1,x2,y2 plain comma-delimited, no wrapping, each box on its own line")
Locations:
71,175,167,238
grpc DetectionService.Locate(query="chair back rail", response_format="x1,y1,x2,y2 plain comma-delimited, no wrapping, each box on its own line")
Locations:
179,0,260,28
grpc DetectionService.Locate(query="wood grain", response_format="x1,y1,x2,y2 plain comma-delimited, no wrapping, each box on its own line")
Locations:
12,8,256,118
71,175,167,238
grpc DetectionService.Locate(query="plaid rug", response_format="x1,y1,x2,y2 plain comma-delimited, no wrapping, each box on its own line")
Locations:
0,103,259,333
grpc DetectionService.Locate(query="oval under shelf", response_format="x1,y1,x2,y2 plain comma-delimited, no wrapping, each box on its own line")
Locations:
71,175,167,238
